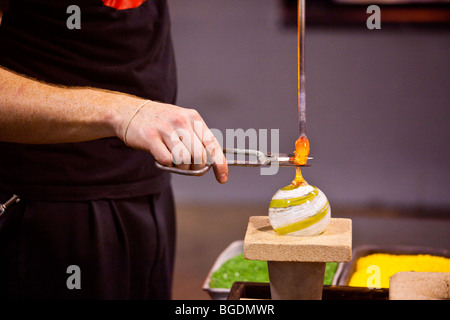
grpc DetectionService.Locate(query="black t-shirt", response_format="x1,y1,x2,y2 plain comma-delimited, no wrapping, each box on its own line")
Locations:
0,0,177,200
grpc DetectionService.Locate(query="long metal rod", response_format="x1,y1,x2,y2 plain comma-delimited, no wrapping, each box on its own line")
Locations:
298,0,306,137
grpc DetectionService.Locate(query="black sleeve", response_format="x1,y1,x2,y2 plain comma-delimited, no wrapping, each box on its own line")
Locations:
0,0,9,12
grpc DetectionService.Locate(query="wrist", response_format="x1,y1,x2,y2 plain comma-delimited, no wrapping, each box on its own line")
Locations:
103,91,146,141
123,100,151,145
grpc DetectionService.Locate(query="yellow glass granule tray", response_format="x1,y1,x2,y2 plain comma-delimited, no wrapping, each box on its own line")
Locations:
348,253,450,288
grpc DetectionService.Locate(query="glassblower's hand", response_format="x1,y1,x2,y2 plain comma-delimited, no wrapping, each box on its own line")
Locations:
119,100,228,184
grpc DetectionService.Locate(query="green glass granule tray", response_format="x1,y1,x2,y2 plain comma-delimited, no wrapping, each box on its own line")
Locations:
203,240,339,300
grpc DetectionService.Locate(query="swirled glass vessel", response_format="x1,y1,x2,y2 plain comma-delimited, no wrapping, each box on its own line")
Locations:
268,184,331,237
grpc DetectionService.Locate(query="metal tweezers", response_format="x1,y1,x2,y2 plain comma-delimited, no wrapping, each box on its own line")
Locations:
154,148,312,176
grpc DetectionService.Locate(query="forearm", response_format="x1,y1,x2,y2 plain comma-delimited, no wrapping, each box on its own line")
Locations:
0,65,229,183
0,66,142,144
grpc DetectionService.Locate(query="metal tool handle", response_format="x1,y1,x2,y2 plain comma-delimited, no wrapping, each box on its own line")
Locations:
0,194,20,217
154,148,279,175
223,148,271,165
154,161,212,176
154,148,265,176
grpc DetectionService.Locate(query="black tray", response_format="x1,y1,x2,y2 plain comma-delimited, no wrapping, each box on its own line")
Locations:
227,282,389,300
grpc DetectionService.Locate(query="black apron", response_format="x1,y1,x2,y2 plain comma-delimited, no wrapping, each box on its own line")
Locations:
0,0,177,299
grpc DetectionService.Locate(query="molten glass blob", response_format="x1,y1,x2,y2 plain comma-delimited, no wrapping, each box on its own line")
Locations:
292,167,308,187
291,135,310,187
293,135,310,166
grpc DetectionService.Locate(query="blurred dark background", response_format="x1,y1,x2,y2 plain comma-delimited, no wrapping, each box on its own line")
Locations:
166,0,450,299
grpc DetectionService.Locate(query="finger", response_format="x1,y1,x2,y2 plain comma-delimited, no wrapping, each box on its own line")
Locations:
208,139,228,184
161,128,191,170
175,127,206,171
193,119,228,183
189,133,207,170
147,137,173,168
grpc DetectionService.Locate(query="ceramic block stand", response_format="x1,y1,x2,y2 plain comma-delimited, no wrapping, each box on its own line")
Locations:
243,216,352,300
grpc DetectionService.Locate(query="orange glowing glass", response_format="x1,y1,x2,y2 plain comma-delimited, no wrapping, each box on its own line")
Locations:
291,136,309,186
293,135,310,166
